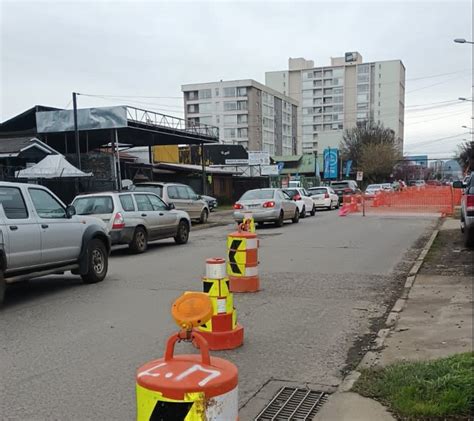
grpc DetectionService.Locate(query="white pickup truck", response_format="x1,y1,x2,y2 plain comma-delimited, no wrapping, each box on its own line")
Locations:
0,182,111,307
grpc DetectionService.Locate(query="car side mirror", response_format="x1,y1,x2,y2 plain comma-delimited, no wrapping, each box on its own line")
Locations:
167,203,175,210
66,205,76,218
452,181,464,189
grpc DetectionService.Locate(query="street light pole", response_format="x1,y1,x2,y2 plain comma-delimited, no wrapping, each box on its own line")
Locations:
72,92,81,170
454,38,474,44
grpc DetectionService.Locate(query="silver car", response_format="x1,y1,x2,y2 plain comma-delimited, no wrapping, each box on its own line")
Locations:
233,188,299,227
133,182,209,223
73,191,191,253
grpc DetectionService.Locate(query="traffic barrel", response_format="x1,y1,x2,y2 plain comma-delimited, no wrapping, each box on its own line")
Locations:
239,213,256,233
196,258,244,350
226,230,259,293
136,292,239,420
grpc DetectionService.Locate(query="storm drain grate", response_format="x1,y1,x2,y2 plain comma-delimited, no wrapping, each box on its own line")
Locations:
255,387,329,420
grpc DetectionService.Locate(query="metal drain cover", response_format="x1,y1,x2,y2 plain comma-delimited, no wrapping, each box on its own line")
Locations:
255,387,329,420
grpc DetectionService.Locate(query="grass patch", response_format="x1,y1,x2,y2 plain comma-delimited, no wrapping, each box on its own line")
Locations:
353,353,474,419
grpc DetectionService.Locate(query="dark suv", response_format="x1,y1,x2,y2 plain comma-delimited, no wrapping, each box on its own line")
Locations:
330,180,361,204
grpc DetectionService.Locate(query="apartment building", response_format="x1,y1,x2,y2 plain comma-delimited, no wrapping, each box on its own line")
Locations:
266,53,405,155
182,80,298,155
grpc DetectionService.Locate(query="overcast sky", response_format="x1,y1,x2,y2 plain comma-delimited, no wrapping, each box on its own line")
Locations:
1,0,472,158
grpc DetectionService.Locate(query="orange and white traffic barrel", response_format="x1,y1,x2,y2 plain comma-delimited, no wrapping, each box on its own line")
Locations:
136,293,239,421
226,231,259,293
197,258,244,350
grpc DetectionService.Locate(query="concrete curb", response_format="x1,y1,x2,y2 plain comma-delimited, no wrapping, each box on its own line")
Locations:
337,228,439,391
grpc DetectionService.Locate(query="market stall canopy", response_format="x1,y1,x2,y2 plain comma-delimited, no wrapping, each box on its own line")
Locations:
16,155,93,179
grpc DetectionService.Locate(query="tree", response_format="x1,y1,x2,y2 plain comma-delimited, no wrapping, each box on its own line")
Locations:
340,121,401,183
457,140,474,173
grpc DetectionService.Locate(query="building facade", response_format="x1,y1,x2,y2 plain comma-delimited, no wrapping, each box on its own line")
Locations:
182,80,298,155
265,53,405,155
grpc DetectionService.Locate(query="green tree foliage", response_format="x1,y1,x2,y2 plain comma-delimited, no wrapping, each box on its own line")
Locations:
340,121,401,183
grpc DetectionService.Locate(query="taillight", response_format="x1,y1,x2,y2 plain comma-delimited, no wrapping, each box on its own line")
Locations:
112,212,125,229
263,201,275,208
324,192,329,199
233,203,243,209
467,195,474,211
294,194,301,201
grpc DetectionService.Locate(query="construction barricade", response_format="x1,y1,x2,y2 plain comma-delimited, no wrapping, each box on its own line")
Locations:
196,258,244,350
227,230,259,293
136,292,238,421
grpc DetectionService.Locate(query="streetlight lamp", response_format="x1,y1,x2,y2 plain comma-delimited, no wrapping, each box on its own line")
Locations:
459,97,474,102
454,38,474,44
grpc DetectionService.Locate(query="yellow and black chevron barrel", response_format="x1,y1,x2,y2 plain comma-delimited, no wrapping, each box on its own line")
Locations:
226,232,258,278
137,385,206,421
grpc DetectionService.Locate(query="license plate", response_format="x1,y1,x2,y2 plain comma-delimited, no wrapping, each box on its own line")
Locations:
248,204,259,208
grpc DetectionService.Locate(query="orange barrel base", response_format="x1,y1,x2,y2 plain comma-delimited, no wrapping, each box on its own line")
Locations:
195,324,244,351
229,275,260,293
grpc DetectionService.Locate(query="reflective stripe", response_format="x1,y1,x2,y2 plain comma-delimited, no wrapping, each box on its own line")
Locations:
244,266,258,277
206,261,226,279
246,238,258,249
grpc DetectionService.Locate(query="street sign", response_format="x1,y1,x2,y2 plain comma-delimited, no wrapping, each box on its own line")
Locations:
225,159,248,165
248,151,270,166
277,162,285,172
356,171,364,181
260,165,279,176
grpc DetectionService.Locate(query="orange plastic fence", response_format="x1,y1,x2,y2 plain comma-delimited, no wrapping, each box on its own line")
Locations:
341,186,457,216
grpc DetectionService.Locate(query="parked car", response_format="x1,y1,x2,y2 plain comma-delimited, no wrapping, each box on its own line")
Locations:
0,182,111,307
364,184,384,199
201,195,218,211
330,180,361,204
408,180,426,188
454,174,474,247
233,188,299,227
133,182,209,223
73,191,191,253
381,183,394,192
282,188,316,217
307,186,339,210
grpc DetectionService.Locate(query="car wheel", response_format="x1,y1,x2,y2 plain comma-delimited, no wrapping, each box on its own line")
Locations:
310,205,316,216
464,227,474,248
275,211,284,227
292,209,300,223
199,209,208,224
336,201,340,209
0,270,5,309
300,206,306,218
129,227,148,254
174,220,190,245
81,239,108,284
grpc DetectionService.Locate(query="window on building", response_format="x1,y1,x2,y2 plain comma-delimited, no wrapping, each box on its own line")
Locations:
357,74,369,83
358,84,369,93
323,106,333,113
199,102,213,113
237,87,247,96
313,115,322,123
333,67,344,77
187,104,198,113
323,79,332,87
314,70,322,78
333,96,343,103
237,114,248,124
314,80,323,87
304,71,313,79
199,116,213,125
224,128,236,137
237,101,247,110
237,128,248,138
323,69,333,77
333,87,343,94
187,91,198,100
323,124,332,131
358,65,370,74
313,98,322,105
223,87,236,97
357,93,369,103
357,112,368,120
198,89,212,99
323,97,333,104
224,114,237,125
224,101,237,111
333,104,343,112
323,88,333,96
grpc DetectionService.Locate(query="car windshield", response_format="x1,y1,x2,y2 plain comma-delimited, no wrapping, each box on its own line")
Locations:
331,182,349,188
240,190,275,200
308,188,327,195
73,196,114,215
367,184,382,190
133,185,163,197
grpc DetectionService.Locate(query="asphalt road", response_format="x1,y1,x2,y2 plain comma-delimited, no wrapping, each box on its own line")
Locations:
0,211,436,420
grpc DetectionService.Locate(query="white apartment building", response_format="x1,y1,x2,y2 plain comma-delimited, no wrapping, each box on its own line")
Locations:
182,80,298,155
266,53,405,155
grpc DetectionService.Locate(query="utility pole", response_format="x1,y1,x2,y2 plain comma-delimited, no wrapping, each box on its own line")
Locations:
72,92,81,169
201,142,206,195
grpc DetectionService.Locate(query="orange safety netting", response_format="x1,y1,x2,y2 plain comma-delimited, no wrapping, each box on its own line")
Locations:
339,186,458,217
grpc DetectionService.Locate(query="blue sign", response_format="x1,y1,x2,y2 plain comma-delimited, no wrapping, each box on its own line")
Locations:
277,162,285,172
345,160,353,177
323,148,339,179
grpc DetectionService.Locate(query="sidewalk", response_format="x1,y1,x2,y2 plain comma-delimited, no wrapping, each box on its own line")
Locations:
315,218,473,420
